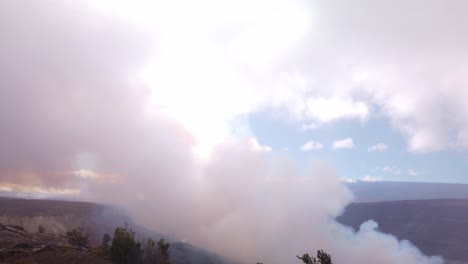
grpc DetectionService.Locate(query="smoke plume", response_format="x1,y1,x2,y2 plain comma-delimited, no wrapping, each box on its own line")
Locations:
0,0,458,263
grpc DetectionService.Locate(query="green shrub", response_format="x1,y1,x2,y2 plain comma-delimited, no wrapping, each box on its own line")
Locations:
66,227,90,249
102,233,111,248
110,225,142,264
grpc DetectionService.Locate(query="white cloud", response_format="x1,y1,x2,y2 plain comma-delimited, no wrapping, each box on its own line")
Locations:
304,97,369,123
332,138,355,149
408,169,424,176
360,175,383,182
300,123,320,131
300,140,324,151
73,169,100,179
368,143,388,152
341,178,357,183
249,138,273,153
81,0,468,153
382,166,401,175
0,183,80,195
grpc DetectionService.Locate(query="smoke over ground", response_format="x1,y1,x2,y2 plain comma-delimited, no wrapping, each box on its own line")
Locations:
0,0,461,263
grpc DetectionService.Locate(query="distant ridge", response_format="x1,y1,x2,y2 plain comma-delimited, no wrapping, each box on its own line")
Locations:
347,181,468,202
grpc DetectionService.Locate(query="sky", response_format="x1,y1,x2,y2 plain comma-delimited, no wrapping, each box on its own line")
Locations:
94,0,468,184
1,0,467,189
0,0,467,263
250,112,468,183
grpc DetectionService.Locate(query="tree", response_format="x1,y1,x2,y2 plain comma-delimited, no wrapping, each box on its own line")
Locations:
141,238,172,264
297,250,332,264
102,233,111,248
143,238,157,264
110,224,142,264
297,253,316,264
316,250,332,264
156,239,171,264
37,225,45,234
66,227,90,249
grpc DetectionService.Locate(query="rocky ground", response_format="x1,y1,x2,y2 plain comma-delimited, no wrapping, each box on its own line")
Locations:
0,197,236,264
0,223,110,264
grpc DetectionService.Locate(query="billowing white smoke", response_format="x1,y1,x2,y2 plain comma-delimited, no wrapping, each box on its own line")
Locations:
0,0,460,263
86,134,444,264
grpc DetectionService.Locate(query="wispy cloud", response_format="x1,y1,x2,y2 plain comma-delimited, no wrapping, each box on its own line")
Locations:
382,166,401,174
368,143,388,152
0,182,80,195
332,138,354,149
341,178,357,183
408,169,424,176
300,140,323,151
300,123,320,131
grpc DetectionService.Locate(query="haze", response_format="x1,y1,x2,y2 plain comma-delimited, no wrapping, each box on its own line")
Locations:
1,1,467,263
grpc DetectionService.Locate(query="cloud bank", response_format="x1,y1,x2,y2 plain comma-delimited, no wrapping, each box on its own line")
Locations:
82,0,468,153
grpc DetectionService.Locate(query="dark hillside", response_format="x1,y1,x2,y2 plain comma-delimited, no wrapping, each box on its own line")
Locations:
0,197,235,264
338,199,468,263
